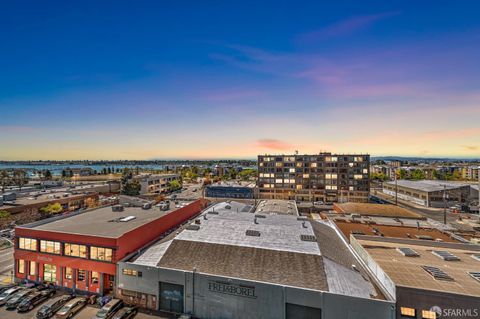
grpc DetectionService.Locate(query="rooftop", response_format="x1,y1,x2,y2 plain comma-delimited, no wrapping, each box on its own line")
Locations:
355,236,480,297
129,202,382,299
333,203,423,219
254,200,298,215
334,219,459,243
384,180,471,192
20,200,193,238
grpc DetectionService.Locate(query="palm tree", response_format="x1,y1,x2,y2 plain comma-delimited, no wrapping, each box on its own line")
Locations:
0,170,10,193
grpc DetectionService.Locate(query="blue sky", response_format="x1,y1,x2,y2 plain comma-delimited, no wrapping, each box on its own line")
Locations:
1,1,479,159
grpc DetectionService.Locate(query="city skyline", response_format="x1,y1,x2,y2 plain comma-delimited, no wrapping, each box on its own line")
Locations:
1,1,480,160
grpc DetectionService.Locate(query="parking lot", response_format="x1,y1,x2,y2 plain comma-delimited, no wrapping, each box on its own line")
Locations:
0,287,169,319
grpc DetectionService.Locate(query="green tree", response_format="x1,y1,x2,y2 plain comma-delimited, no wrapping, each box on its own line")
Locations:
44,170,53,180
238,168,257,180
39,203,63,215
167,179,182,192
370,172,387,181
0,210,11,219
410,169,425,180
397,169,408,180
122,180,141,196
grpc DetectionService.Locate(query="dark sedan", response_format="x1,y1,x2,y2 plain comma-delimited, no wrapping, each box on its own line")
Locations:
17,288,55,312
5,289,34,310
36,294,75,319
112,306,138,319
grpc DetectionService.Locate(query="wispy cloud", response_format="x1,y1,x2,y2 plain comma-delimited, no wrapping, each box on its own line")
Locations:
462,145,479,151
256,139,293,151
297,11,401,42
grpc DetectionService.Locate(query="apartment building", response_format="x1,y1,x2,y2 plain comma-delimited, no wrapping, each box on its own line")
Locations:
461,166,480,181
133,174,180,195
257,153,370,203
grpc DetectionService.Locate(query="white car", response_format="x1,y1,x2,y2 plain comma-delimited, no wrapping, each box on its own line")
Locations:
0,286,23,306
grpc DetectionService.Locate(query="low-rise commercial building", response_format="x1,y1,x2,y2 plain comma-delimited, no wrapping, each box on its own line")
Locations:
133,174,180,195
351,235,480,319
257,153,370,203
382,180,471,207
205,182,255,199
117,201,395,318
14,198,207,295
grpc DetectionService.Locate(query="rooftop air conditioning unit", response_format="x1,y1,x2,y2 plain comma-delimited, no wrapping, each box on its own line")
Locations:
142,203,152,210
112,205,124,212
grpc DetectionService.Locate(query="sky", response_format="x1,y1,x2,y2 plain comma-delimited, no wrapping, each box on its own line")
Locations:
0,1,479,160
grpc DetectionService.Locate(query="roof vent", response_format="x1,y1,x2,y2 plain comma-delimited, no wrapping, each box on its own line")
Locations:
119,216,136,222
225,205,232,209
112,205,124,212
194,219,201,225
300,234,317,242
397,247,420,257
468,272,480,282
297,217,308,221
432,250,460,261
351,230,365,235
302,221,307,228
415,235,433,240
246,229,260,237
254,214,266,218
421,265,454,281
187,225,200,231
142,203,152,210
203,214,208,220
208,211,219,215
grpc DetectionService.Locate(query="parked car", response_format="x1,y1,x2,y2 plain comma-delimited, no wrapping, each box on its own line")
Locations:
55,297,86,319
112,306,138,319
5,288,34,310
0,286,23,306
93,298,123,319
17,290,51,312
313,201,324,206
36,294,75,319
0,284,16,294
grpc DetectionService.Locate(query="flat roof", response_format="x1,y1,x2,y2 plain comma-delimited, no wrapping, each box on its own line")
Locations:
254,200,298,215
128,202,383,299
334,220,459,243
327,213,431,228
334,203,423,219
384,180,470,193
21,201,193,238
356,237,480,297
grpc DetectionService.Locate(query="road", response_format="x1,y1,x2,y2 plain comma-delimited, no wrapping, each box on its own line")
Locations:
0,246,14,284
371,190,479,232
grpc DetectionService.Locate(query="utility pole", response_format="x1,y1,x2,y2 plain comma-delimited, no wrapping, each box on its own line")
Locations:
443,184,447,225
394,168,398,205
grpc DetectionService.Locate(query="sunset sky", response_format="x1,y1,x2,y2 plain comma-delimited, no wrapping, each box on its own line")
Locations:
1,1,479,160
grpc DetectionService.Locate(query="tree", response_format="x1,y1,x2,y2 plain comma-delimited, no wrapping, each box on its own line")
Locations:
0,210,10,219
410,169,425,180
39,203,63,215
238,168,257,181
61,170,67,178
0,170,10,193
122,180,141,196
120,168,140,195
167,180,182,192
44,170,52,180
13,169,28,190
370,172,387,181
397,169,408,180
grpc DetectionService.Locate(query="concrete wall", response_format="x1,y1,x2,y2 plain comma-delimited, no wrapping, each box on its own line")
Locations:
116,264,396,319
382,189,427,206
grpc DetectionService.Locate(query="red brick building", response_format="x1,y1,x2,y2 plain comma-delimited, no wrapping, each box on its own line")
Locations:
14,198,207,295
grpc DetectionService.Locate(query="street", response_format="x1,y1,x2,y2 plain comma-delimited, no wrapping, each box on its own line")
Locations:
0,245,14,284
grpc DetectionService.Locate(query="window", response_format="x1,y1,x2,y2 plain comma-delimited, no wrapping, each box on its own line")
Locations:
29,261,36,276
64,243,87,258
18,259,25,274
422,310,437,319
65,267,73,280
90,246,113,262
400,307,416,317
91,271,99,284
43,264,56,283
40,240,61,254
19,238,37,251
123,269,138,276
310,163,317,168
354,174,363,180
78,269,86,281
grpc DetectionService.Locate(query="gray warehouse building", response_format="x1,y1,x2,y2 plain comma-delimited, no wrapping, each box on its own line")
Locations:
117,202,395,319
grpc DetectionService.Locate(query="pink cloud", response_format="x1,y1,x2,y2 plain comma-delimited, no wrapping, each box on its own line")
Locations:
256,139,293,151
297,11,401,42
